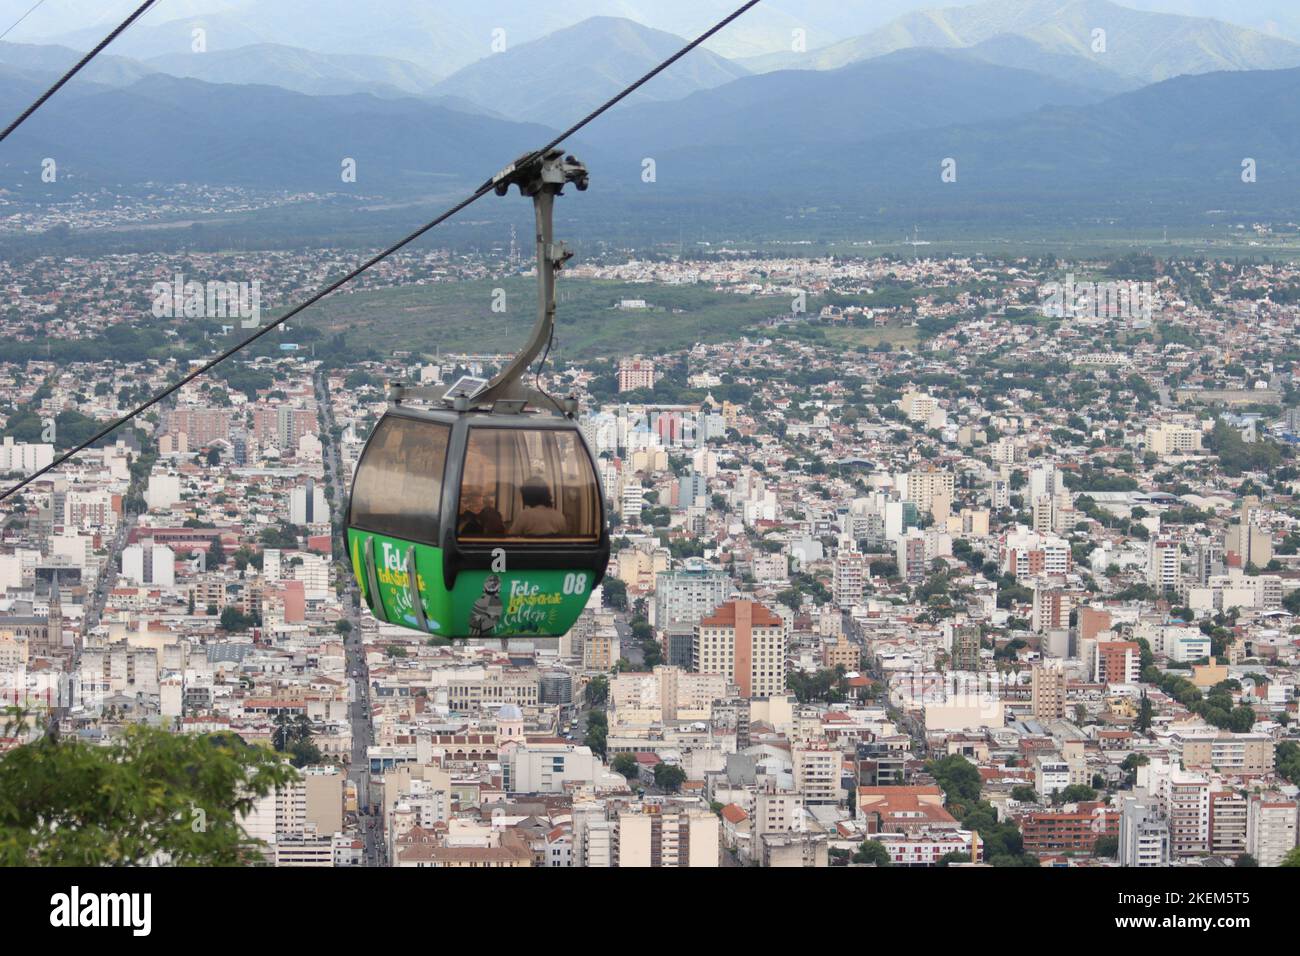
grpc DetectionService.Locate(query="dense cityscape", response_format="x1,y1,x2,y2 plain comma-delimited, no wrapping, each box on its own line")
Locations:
2,8,1299,939
3,238,1299,869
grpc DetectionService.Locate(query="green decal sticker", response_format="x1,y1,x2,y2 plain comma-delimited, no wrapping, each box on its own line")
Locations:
347,530,594,639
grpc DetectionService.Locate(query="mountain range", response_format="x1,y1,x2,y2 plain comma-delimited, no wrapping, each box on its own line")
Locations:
592,62,1300,224
0,72,555,193
143,44,447,98
2,0,1295,115
430,17,749,123
1,3,1298,231
592,49,1110,156
740,0,1300,83
0,17,752,111
0,1,1009,67
11,0,1300,75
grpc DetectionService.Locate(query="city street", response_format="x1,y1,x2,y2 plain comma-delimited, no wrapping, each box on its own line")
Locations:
318,370,382,867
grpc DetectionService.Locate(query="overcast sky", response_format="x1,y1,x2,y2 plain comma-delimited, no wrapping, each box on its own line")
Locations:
2,0,1297,60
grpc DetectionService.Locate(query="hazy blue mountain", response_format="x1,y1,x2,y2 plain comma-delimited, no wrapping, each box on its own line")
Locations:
592,49,1110,155
14,0,947,66
0,40,156,87
960,34,1142,93
3,46,1298,230
432,17,749,122
144,44,444,98
0,73,556,193
39,1,606,75
0,38,485,110
553,0,949,60
16,0,1300,74
588,64,1300,227
740,0,1300,82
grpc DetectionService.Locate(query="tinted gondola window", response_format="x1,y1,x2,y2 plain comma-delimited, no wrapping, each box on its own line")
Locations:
458,428,600,543
350,417,449,543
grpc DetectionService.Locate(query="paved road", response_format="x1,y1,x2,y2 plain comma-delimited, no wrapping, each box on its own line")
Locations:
344,614,383,866
84,510,133,632
616,619,644,668
317,370,383,866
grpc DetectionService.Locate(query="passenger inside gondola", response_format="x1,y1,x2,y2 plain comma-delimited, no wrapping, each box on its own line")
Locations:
509,476,568,536
457,491,505,536
457,426,600,543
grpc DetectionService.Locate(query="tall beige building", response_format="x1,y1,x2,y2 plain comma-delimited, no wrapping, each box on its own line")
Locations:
792,745,842,806
902,464,955,514
302,765,344,838
1030,662,1067,721
694,599,786,699
1144,422,1202,456
617,355,656,393
1174,731,1274,776
833,542,866,608
616,807,719,867
900,390,939,423
610,666,727,724
1246,797,1298,867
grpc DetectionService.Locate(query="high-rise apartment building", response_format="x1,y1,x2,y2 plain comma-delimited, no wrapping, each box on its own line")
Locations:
617,356,656,393
833,541,866,608
694,599,785,699
655,568,733,630
1030,661,1067,721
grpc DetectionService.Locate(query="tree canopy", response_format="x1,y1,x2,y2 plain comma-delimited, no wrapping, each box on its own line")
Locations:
0,721,295,866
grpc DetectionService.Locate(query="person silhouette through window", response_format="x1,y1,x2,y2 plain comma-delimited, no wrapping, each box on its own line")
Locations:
458,490,506,536
509,476,567,536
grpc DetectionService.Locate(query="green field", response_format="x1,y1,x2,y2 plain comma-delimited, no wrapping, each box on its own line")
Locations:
301,278,824,360
819,324,922,350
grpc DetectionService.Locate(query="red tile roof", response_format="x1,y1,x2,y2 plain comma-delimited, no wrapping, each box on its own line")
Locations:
699,599,783,628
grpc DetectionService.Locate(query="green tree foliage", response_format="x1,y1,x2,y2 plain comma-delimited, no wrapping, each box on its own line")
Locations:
926,755,982,815
219,606,255,632
1121,752,1150,786
1206,419,1283,478
926,755,1037,863
0,722,295,865
271,714,322,768
787,667,849,704
602,577,628,611
259,523,303,549
1276,741,1300,786
1136,694,1154,733
1054,784,1098,804
852,839,892,866
585,676,609,708
653,763,687,793
584,710,608,759
612,752,639,780
232,546,263,572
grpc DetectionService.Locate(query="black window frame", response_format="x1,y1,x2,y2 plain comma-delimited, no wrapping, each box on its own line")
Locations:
347,414,451,545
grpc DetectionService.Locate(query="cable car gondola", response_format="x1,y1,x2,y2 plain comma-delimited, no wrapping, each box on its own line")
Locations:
345,150,610,640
